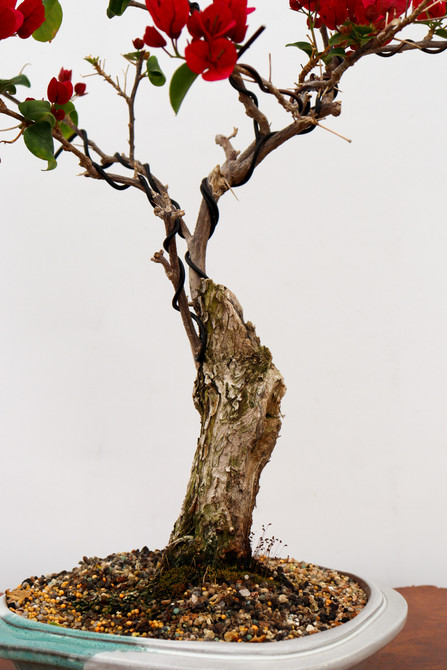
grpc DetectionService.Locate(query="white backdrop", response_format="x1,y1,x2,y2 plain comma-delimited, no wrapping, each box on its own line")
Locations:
1,1,446,590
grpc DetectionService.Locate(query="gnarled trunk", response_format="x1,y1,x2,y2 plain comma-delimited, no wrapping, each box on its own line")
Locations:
169,280,286,565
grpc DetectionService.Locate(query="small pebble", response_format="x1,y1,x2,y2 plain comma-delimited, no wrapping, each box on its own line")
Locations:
5,550,367,643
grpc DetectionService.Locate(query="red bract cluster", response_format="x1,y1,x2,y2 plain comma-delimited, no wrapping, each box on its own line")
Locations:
143,0,254,80
290,0,445,30
0,0,45,40
47,77,73,105
185,36,237,80
185,0,254,80
46,68,87,112
145,0,190,39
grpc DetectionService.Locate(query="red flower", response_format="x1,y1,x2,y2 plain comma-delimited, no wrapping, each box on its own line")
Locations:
16,0,45,39
352,0,407,24
216,0,255,43
145,0,190,39
318,0,348,29
0,1,24,40
290,0,408,28
58,67,72,82
185,36,237,80
132,37,145,49
74,82,87,96
47,77,73,105
143,25,167,46
187,3,236,40
413,0,446,18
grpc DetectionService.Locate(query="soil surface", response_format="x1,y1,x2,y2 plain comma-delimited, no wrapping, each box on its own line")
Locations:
5,548,367,643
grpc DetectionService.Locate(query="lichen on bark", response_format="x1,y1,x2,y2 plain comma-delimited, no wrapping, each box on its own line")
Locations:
168,279,286,566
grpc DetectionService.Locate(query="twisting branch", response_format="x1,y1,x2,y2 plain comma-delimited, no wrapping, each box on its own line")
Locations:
151,187,202,361
230,71,271,134
237,64,300,116
3,0,445,365
374,37,447,56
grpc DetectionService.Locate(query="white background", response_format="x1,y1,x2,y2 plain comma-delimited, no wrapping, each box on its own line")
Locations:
1,1,446,590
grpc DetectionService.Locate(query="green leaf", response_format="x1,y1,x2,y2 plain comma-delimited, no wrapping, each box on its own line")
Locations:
85,56,99,66
0,75,31,95
18,99,55,127
23,122,57,170
59,121,76,140
123,51,142,63
33,0,63,42
169,63,198,114
286,41,314,57
107,0,131,18
59,100,78,125
435,28,447,38
322,46,346,64
51,101,79,129
328,32,346,46
349,24,375,42
146,55,166,87
330,47,346,57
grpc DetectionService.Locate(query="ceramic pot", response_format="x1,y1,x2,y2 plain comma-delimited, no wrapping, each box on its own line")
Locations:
0,573,407,670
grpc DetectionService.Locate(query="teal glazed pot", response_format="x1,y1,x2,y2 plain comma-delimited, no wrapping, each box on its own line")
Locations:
0,573,407,670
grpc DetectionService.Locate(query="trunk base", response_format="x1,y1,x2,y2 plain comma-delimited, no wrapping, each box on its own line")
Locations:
168,280,286,566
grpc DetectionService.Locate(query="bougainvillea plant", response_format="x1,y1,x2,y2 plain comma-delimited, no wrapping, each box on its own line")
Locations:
1,0,446,569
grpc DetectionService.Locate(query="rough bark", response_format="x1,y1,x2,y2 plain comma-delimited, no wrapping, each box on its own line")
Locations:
168,280,286,565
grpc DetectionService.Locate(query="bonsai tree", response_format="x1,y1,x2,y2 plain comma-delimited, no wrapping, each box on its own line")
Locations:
1,0,446,573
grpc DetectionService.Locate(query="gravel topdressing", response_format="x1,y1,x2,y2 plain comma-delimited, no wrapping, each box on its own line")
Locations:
5,548,367,643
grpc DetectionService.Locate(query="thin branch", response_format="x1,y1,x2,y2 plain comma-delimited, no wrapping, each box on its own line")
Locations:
298,44,332,84
371,37,447,55
128,0,147,8
90,59,129,102
320,25,330,49
127,55,145,165
53,129,110,179
0,100,23,123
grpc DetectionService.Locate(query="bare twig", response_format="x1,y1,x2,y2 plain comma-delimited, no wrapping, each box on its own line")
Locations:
215,130,240,161
90,59,129,102
151,250,173,278
0,100,23,122
127,54,146,165
129,0,147,9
